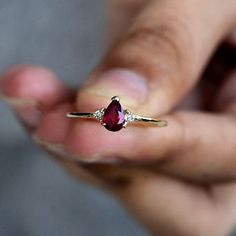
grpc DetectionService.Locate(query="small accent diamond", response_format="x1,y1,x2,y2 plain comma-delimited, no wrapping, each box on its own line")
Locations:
94,109,104,122
125,112,135,122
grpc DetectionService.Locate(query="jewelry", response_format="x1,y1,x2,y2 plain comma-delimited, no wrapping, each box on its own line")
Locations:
66,96,168,132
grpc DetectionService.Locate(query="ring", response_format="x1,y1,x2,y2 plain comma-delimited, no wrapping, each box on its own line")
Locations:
66,96,168,132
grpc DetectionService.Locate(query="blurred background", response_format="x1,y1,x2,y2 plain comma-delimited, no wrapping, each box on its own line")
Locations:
0,0,147,235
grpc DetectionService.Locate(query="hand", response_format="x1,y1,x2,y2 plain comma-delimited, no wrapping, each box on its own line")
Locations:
1,0,236,235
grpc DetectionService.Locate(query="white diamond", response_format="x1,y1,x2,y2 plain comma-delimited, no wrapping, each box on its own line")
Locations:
94,109,104,121
126,113,135,122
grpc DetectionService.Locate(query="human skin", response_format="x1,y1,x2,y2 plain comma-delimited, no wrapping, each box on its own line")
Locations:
1,0,236,235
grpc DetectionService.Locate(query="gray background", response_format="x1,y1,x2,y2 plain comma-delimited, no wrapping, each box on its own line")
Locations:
0,1,147,235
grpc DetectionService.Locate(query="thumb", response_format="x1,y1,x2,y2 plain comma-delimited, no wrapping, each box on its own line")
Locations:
77,0,236,116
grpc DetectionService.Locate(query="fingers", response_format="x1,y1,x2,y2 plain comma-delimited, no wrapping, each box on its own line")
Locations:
78,0,236,116
64,67,236,181
66,109,236,180
0,65,72,129
65,0,236,179
4,66,236,181
65,72,236,181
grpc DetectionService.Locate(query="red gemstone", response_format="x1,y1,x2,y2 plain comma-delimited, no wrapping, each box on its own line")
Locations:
102,99,126,132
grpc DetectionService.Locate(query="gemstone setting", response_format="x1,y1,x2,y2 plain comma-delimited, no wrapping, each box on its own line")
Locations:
102,96,126,132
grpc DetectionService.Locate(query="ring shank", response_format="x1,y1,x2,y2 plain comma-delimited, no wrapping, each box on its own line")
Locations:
133,115,168,127
66,112,95,118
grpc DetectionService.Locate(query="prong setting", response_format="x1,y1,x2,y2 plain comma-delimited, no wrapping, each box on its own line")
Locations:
122,121,128,128
111,96,120,102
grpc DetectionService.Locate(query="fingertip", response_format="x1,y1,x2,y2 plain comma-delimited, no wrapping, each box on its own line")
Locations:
0,64,68,106
0,65,73,130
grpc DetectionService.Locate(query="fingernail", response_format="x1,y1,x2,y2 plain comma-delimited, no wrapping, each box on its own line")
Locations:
73,154,120,163
33,135,68,157
82,69,148,108
1,95,41,127
81,155,121,164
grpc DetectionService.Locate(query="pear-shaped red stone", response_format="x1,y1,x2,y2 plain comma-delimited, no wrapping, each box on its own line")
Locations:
102,100,125,132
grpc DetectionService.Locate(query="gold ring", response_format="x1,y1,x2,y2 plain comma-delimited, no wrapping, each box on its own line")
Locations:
66,96,168,132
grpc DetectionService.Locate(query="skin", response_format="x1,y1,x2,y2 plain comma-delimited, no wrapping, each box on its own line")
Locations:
1,0,236,235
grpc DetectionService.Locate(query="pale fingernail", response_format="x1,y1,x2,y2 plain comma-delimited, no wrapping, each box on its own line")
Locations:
68,153,120,164
2,95,41,127
81,69,148,108
33,135,68,157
